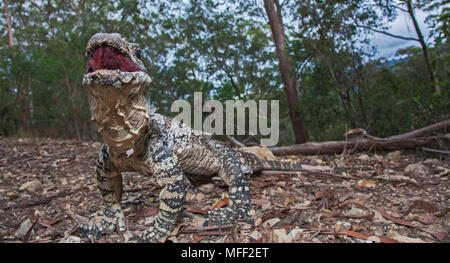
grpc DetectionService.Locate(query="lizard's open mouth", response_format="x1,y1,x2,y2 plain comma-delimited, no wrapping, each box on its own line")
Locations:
87,45,141,73
82,33,151,92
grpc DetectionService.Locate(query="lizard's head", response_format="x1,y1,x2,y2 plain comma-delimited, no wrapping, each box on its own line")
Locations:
82,33,151,92
82,33,152,153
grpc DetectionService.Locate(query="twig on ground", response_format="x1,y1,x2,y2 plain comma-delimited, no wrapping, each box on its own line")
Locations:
182,225,234,233
227,135,246,148
422,147,450,155
2,190,73,210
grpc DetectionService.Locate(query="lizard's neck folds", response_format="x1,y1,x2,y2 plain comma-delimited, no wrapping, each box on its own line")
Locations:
85,71,151,155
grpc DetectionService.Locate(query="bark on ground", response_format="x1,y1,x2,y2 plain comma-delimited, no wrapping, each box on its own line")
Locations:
0,137,448,243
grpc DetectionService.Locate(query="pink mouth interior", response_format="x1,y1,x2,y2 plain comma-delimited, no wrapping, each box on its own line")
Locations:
88,46,141,73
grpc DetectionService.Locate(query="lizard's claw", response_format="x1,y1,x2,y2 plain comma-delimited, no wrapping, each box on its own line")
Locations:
128,226,168,243
203,206,253,227
79,202,126,239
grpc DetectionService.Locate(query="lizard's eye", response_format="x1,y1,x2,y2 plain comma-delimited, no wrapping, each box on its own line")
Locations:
135,50,142,59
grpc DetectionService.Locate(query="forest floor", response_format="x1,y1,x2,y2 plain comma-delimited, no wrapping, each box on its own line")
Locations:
0,137,448,243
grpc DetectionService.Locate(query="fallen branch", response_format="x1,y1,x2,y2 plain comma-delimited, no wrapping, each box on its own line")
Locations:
227,135,246,148
422,147,450,155
271,119,450,156
2,190,73,210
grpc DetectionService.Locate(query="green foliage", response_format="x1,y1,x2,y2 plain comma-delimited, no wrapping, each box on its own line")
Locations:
0,0,448,144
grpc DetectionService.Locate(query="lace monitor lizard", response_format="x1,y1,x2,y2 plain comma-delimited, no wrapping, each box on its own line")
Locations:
79,33,337,242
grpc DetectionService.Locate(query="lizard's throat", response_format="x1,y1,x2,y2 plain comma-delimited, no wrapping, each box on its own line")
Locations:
83,70,151,155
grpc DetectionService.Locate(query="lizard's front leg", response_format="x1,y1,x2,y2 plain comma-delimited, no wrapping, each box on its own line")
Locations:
129,154,186,243
79,144,125,238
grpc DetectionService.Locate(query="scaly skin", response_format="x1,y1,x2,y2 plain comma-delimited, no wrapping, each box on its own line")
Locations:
79,33,303,242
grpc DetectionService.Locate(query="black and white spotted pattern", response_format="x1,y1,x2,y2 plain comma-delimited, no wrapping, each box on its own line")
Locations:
80,33,304,243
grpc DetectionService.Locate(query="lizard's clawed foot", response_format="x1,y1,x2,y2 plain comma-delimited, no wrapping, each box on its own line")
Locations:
128,226,168,243
202,206,252,227
79,202,126,239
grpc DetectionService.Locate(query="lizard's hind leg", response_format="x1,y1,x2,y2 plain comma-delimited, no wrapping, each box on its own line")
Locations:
203,151,252,226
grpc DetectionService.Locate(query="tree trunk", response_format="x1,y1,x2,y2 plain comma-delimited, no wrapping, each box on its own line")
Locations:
63,68,81,140
3,0,14,47
263,0,308,143
405,0,440,93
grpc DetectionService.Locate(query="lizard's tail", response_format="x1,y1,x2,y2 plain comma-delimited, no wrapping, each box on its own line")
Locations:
236,150,303,172
238,150,371,174
260,159,303,171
